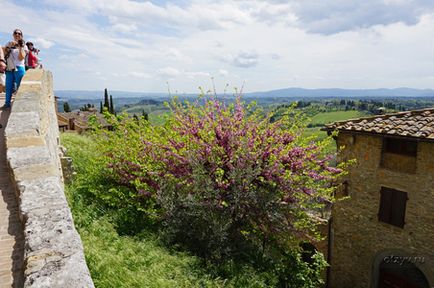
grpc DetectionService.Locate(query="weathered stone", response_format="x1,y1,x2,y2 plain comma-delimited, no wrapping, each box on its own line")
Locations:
7,146,52,169
60,157,75,184
330,132,434,288
4,70,94,288
5,112,41,138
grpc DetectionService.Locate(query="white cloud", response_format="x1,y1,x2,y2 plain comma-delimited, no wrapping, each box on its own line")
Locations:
111,23,138,33
157,67,180,78
219,69,229,77
128,72,151,79
223,51,259,68
186,71,211,78
29,37,54,49
282,0,434,34
1,0,434,92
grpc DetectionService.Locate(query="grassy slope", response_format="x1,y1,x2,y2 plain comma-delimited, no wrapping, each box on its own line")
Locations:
310,110,366,126
61,133,270,288
302,110,367,152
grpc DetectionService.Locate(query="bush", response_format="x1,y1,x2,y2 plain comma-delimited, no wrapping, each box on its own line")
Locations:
62,133,276,287
92,96,347,286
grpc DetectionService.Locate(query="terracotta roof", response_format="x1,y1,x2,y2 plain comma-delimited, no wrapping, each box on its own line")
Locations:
323,108,434,140
57,117,68,127
58,111,111,128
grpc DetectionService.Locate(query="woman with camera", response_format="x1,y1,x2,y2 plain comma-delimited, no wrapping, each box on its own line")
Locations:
2,28,28,109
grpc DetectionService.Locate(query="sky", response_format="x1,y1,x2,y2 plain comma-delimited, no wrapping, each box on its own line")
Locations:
1,0,434,93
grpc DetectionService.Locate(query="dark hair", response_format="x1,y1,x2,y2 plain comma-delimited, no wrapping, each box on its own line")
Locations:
13,29,23,37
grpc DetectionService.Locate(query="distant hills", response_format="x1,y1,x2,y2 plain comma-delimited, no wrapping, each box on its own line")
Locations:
55,87,434,100
247,87,434,98
55,90,168,100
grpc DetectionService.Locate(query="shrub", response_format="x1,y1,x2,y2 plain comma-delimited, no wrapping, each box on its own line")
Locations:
92,96,347,286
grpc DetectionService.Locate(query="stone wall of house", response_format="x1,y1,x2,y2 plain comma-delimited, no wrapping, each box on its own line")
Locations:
5,69,94,287
329,132,434,287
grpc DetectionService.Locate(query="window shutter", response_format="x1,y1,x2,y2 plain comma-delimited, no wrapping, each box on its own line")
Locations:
379,187,393,223
390,190,407,228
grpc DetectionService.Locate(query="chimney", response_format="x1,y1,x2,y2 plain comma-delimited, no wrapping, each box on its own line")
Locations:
69,118,75,130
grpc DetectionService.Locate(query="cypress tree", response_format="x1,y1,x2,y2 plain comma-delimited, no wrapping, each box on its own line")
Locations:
110,94,114,114
104,88,109,110
63,102,71,112
142,109,148,121
133,114,139,122
99,101,103,113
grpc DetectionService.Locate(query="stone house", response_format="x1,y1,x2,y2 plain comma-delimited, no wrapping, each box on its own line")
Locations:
57,111,112,133
323,108,434,288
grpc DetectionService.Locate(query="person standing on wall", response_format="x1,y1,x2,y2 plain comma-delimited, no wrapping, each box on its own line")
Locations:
25,42,40,70
2,28,28,109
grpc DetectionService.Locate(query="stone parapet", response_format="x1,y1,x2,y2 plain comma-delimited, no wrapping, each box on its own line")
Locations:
4,70,94,287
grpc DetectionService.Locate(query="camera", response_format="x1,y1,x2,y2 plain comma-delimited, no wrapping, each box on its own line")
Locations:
17,39,24,47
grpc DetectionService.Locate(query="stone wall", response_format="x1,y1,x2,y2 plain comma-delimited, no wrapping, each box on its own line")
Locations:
329,132,434,287
5,70,94,287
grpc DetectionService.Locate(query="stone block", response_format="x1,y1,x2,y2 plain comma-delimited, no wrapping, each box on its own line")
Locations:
6,136,46,148
17,177,65,214
5,112,41,138
20,69,44,82
11,98,41,113
7,146,52,170
12,164,59,182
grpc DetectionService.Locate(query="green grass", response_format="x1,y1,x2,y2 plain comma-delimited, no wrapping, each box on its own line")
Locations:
61,133,274,288
302,127,327,140
309,110,367,126
148,110,170,126
301,110,365,153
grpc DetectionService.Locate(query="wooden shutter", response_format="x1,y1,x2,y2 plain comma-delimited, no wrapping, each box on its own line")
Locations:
378,187,393,223
379,187,408,228
390,190,408,228
383,138,417,156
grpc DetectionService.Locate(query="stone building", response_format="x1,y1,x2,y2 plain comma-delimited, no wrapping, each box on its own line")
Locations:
324,108,434,288
57,111,112,133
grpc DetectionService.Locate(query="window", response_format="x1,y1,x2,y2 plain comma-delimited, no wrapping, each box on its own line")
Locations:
378,187,408,228
383,138,417,157
381,138,418,173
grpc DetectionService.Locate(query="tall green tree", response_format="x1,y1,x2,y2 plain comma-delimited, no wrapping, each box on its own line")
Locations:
104,88,110,111
100,101,103,113
110,94,114,114
63,101,71,112
142,109,148,121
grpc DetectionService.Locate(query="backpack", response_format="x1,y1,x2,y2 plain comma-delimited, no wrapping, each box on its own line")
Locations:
4,50,16,71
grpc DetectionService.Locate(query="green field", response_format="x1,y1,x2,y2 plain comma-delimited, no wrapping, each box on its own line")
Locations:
309,110,367,126
301,110,368,152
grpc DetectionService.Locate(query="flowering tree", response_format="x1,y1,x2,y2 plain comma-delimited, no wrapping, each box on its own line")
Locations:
93,95,347,282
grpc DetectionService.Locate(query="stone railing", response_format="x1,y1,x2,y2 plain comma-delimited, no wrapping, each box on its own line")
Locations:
5,70,94,287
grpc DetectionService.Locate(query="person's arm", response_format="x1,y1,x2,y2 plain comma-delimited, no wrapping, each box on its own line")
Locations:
18,45,26,61
0,47,6,73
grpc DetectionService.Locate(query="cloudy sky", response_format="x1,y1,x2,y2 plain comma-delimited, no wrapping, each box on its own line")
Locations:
1,0,434,93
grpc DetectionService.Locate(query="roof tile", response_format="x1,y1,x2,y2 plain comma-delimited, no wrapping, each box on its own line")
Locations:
324,108,434,140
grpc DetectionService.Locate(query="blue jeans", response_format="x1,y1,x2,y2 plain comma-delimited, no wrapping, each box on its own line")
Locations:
5,66,25,107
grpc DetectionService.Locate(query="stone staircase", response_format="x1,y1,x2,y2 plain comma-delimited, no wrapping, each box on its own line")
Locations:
0,93,24,288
